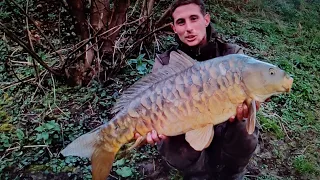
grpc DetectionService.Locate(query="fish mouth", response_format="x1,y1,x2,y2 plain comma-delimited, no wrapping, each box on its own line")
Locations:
282,85,291,92
282,77,294,92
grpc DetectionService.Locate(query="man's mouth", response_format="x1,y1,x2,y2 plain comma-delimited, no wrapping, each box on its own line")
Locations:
185,35,196,41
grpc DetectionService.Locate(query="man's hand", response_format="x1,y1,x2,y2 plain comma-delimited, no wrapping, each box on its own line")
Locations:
134,130,167,146
229,102,261,122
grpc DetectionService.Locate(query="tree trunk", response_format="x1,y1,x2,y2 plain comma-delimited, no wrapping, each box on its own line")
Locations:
62,0,169,86
102,0,130,55
64,0,131,85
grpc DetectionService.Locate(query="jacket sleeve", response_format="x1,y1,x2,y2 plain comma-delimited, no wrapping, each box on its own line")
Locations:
224,43,245,55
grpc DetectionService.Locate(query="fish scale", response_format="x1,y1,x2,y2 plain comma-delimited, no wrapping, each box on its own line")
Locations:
61,51,293,180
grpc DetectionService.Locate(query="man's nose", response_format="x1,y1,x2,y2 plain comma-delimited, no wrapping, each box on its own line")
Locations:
186,22,193,32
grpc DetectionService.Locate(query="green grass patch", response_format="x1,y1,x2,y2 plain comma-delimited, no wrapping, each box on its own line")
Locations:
293,155,319,175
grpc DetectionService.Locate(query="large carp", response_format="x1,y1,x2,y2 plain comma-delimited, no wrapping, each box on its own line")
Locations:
61,50,293,180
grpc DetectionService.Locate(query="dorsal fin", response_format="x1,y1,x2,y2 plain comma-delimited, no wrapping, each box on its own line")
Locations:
111,50,196,114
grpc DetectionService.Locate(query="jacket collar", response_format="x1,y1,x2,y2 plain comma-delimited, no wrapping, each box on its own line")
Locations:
175,23,219,61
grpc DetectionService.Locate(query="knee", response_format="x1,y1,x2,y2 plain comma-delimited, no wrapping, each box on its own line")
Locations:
222,120,259,157
157,135,202,170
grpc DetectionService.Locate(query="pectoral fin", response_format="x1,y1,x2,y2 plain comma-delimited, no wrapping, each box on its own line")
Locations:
126,135,146,151
247,100,257,134
185,124,214,151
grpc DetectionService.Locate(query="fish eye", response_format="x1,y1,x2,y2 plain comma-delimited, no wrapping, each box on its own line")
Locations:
269,68,275,75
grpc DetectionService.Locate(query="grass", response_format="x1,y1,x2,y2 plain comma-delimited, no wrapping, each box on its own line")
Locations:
1,0,320,179
206,0,320,179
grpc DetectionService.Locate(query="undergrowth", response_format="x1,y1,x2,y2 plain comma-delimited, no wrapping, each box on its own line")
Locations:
1,0,319,179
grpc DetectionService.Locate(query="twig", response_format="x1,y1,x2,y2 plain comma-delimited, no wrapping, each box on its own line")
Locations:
45,142,53,157
129,0,140,17
155,7,171,28
63,17,144,69
140,0,147,24
23,145,49,148
125,23,170,55
271,113,292,140
7,0,64,64
109,174,119,180
30,71,47,103
60,123,65,148
10,60,33,66
0,22,61,76
154,33,160,52
51,74,56,105
1,144,49,161
1,77,35,91
63,23,122,67
112,23,127,68
69,17,143,58
50,74,69,117
25,0,39,80
260,111,292,141
144,45,151,60
147,0,155,17
0,144,17,161
58,2,62,50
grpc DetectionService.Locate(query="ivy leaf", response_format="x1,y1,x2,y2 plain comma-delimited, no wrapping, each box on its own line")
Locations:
45,121,55,130
41,132,49,140
16,129,24,140
113,158,125,166
127,59,137,65
35,126,44,132
137,63,147,75
115,166,132,178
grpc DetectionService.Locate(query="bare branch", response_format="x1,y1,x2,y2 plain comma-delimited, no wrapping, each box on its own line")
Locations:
147,0,155,16
155,7,171,28
7,0,64,64
90,0,109,32
25,0,39,80
125,23,170,57
103,0,130,54
129,0,141,17
0,22,61,76
140,0,147,22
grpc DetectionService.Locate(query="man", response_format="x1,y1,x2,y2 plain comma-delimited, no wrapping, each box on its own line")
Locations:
135,0,259,179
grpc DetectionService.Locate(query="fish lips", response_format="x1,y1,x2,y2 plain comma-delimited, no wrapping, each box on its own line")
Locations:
283,77,294,92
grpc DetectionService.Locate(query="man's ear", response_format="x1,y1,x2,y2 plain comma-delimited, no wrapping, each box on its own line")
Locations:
170,22,176,33
204,13,210,26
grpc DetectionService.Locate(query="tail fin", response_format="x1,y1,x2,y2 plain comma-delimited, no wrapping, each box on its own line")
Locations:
92,149,117,180
60,127,119,180
60,128,99,158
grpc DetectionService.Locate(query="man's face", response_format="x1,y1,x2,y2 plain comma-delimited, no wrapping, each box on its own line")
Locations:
171,3,210,47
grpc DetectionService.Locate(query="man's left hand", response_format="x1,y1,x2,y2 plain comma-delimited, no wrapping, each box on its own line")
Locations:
229,102,261,122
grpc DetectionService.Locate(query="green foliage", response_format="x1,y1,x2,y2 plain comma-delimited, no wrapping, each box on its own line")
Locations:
127,53,154,75
207,0,320,178
34,120,61,144
258,114,284,139
0,0,319,179
115,166,133,178
293,155,319,175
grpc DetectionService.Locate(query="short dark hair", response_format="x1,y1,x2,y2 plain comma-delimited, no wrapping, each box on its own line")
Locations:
170,0,206,19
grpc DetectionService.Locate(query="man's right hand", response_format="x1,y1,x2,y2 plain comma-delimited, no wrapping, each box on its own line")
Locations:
134,130,167,146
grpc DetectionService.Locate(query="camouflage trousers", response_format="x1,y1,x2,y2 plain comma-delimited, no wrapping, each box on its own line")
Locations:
157,119,259,180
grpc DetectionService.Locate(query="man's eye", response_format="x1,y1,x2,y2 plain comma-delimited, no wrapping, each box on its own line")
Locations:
191,16,198,21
